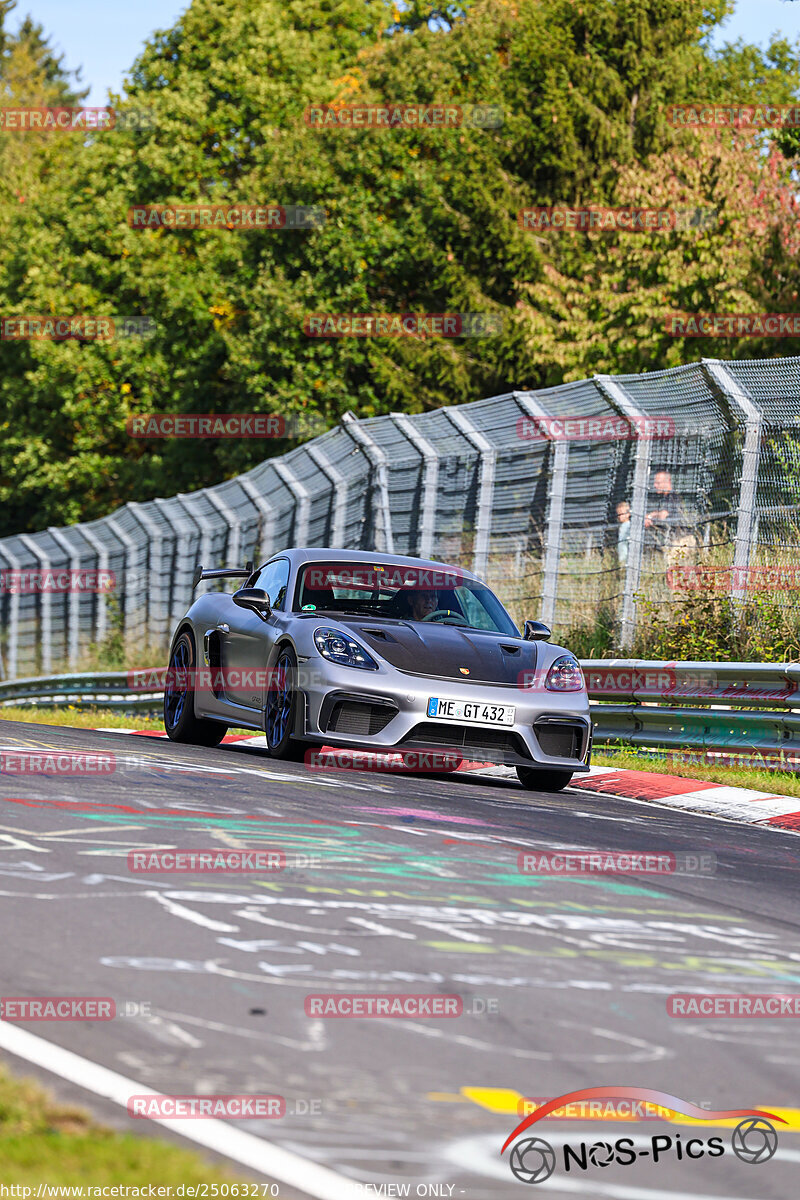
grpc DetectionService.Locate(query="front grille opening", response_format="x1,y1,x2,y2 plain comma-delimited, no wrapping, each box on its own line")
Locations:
326,700,397,737
534,721,585,759
400,722,528,758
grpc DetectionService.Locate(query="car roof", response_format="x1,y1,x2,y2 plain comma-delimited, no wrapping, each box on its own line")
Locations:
275,547,480,582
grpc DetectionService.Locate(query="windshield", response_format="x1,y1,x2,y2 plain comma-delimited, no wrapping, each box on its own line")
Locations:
294,561,520,635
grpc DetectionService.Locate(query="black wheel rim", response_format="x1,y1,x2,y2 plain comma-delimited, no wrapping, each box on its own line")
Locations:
266,654,293,747
164,639,190,729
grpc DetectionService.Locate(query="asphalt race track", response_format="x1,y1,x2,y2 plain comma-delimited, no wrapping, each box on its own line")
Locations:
2,718,800,1198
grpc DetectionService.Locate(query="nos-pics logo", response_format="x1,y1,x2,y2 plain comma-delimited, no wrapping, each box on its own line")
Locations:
501,1087,783,1184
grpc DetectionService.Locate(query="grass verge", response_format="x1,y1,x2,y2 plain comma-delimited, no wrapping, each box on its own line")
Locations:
0,706,165,730
0,707,256,737
0,1063,246,1184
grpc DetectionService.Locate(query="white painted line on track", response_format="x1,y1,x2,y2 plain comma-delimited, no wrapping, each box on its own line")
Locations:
0,1021,364,1200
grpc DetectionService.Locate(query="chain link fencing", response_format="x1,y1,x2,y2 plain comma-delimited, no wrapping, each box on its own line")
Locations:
1,356,798,679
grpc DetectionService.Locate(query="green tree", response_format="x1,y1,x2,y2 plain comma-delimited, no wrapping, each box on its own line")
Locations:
1,0,799,534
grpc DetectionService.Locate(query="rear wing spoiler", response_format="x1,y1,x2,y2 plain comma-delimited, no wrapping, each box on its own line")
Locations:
192,561,254,589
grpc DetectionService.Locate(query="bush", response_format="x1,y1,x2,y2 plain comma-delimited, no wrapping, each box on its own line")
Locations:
633,587,800,662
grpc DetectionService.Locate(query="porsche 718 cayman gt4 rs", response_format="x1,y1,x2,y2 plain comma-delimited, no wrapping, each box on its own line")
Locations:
163,548,592,791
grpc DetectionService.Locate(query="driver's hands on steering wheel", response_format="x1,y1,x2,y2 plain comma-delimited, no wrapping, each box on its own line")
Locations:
421,608,469,625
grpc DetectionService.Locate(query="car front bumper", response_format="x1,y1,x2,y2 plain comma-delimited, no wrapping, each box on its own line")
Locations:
296,658,592,772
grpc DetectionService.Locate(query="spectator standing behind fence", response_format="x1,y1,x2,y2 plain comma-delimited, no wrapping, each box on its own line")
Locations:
616,500,631,567
644,470,697,565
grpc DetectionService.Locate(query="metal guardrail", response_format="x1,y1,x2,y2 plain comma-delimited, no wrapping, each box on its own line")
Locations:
583,659,800,760
2,661,800,761
0,672,162,713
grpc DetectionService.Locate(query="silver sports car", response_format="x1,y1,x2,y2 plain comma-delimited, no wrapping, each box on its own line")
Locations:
163,548,592,791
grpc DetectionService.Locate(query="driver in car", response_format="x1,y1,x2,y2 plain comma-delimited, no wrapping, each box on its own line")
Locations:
406,588,439,621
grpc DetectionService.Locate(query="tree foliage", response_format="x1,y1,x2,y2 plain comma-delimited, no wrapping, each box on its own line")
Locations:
1,0,799,534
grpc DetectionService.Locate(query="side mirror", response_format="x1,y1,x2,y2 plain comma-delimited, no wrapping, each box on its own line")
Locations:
524,619,551,641
233,587,272,619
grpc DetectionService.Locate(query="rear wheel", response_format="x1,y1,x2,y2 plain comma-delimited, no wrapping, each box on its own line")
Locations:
265,645,307,761
164,631,227,745
516,765,574,792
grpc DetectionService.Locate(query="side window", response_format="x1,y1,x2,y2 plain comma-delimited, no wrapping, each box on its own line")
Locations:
455,586,492,630
253,559,290,611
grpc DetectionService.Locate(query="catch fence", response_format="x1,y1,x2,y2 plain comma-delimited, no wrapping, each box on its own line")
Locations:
1,356,799,678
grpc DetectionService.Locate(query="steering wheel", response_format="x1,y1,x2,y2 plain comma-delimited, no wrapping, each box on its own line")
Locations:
422,609,469,626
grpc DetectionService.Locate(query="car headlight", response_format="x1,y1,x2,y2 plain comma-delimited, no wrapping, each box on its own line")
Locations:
314,627,379,670
545,654,585,692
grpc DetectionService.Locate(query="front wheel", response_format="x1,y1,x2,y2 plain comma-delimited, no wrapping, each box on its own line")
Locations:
164,631,227,745
516,765,574,792
265,645,307,761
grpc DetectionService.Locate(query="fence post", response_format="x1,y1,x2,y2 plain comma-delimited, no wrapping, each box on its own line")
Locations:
0,542,21,679
129,502,171,647
236,479,274,566
272,461,311,546
18,535,53,675
443,407,495,578
595,375,652,651
47,526,81,668
513,391,568,628
78,524,110,645
154,498,199,627
305,445,349,549
204,489,242,568
390,413,440,560
106,517,146,650
175,493,215,594
341,412,395,553
702,361,762,603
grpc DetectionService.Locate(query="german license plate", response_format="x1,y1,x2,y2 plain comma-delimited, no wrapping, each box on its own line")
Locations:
427,698,516,726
